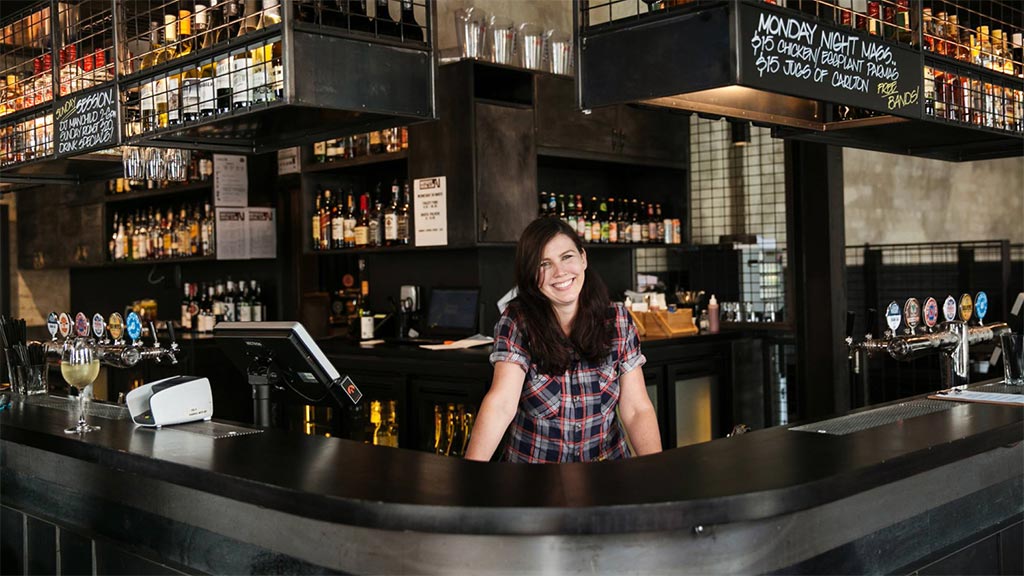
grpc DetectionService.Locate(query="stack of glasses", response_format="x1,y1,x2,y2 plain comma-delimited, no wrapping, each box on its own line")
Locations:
0,315,47,396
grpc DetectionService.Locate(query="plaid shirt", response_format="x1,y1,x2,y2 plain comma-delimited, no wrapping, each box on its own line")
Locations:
489,302,646,463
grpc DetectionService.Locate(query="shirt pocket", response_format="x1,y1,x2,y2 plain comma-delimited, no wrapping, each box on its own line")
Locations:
521,372,562,420
598,363,620,415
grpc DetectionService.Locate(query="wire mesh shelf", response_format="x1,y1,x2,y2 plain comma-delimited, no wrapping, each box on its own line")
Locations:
0,110,54,167
0,1,53,120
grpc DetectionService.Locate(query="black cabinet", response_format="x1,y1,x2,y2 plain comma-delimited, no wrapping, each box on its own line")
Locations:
535,74,689,167
475,102,537,243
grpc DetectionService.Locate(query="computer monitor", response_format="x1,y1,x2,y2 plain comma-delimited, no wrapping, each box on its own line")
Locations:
425,288,480,338
215,321,362,426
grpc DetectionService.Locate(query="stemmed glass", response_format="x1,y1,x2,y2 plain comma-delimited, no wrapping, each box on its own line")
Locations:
61,338,101,434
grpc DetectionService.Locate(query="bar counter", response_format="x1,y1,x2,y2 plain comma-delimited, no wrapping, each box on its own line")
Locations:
2,381,1021,574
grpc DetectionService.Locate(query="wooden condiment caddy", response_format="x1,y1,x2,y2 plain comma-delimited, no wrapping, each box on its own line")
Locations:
628,308,698,339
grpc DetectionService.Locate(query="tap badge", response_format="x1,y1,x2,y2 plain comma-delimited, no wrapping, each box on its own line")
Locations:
107,313,124,341
958,293,973,322
923,297,939,328
92,314,106,340
74,312,90,338
943,296,957,322
46,312,59,338
126,312,142,343
885,301,902,332
974,291,988,324
58,313,71,338
903,298,921,331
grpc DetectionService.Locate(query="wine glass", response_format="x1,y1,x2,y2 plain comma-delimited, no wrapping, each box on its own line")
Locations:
61,338,101,434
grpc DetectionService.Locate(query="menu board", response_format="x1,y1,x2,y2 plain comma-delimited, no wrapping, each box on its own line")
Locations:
54,85,119,156
740,3,921,119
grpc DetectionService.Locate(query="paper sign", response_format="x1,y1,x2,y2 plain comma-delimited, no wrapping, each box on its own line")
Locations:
277,147,300,175
215,207,249,260
213,154,248,207
413,176,447,247
247,207,277,259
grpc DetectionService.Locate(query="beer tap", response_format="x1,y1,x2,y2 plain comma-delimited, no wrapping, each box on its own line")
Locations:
847,293,1010,391
136,321,179,365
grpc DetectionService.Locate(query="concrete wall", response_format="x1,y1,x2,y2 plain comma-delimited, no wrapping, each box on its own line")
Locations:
843,149,1024,246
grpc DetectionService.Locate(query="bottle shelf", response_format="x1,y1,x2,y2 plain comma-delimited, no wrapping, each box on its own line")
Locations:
104,254,218,267
303,150,408,173
104,181,213,205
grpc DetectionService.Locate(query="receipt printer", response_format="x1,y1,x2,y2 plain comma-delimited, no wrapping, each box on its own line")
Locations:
126,375,214,428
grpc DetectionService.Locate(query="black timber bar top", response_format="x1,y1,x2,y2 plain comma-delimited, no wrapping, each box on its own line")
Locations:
1,380,1021,536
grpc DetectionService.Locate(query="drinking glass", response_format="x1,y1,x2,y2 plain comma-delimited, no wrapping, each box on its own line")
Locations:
455,7,487,60
164,148,190,182
548,31,573,75
122,146,144,180
1001,333,1024,385
145,146,166,181
61,338,101,434
518,23,544,70
488,16,515,65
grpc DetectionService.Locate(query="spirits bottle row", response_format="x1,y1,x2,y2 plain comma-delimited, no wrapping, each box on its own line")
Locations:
312,127,409,162
110,202,216,262
181,278,267,332
293,0,425,42
312,179,412,250
540,192,684,245
922,9,1022,78
366,399,399,447
926,66,1023,132
434,403,475,457
129,4,283,134
0,114,52,166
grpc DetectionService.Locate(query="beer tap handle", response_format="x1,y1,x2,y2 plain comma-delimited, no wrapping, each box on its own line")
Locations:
148,321,160,347
166,321,177,346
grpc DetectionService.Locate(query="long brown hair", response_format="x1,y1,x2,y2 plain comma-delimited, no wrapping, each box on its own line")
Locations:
509,218,612,374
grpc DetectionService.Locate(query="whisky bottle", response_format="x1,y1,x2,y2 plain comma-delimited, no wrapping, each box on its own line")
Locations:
384,180,399,246
331,190,345,249
320,189,333,250
368,183,383,247
177,9,198,124
343,190,357,248
214,1,234,114
369,400,383,445
354,193,370,247
384,400,399,447
232,0,261,109
396,181,411,245
607,197,618,244
251,280,265,322
399,0,424,42
252,0,282,103
433,405,443,454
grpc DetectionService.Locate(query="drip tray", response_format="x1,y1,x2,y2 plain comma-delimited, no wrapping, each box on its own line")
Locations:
790,400,954,436
163,421,264,439
22,394,130,420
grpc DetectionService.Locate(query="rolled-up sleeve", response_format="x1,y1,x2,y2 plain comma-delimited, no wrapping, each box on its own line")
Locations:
618,304,646,376
490,310,530,373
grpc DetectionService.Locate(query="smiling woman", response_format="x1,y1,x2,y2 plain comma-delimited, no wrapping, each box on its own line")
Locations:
463,217,662,463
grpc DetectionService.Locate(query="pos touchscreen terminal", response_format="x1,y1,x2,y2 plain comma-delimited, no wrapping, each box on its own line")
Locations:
215,321,362,427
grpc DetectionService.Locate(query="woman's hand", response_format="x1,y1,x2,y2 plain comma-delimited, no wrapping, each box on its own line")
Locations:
463,361,526,462
618,366,663,456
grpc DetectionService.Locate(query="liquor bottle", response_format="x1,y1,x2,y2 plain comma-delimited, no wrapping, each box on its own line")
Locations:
331,190,345,249
181,283,193,330
251,280,264,322
238,281,253,321
397,181,411,245
655,204,666,243
178,207,191,256
223,278,237,322
399,0,424,42
865,1,880,36
589,197,601,243
140,22,161,131
252,0,282,103
153,16,179,129
851,0,867,32
326,138,341,161
630,199,642,244
202,202,215,255
948,15,968,62
383,400,399,448
271,40,283,100
565,194,577,233
213,0,234,114
314,140,327,162
349,0,373,33
368,400,383,445
368,184,383,247
538,191,549,217
110,212,122,260
894,0,911,44
343,189,357,248
374,0,401,38
383,181,399,246
607,197,618,243
232,0,261,109
354,193,370,247
186,6,209,121
312,189,322,250
922,8,936,52
320,189,333,250
935,12,950,56
433,405,444,454
177,9,199,124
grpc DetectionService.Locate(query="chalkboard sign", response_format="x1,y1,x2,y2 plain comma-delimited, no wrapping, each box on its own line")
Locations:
54,85,119,157
739,3,921,120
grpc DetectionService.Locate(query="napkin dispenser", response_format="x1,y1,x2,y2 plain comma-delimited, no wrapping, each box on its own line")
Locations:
126,375,213,428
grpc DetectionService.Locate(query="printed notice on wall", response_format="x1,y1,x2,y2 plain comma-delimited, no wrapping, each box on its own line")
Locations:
277,147,300,175
740,3,921,119
413,176,447,247
213,154,248,207
247,207,276,259
215,208,249,260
